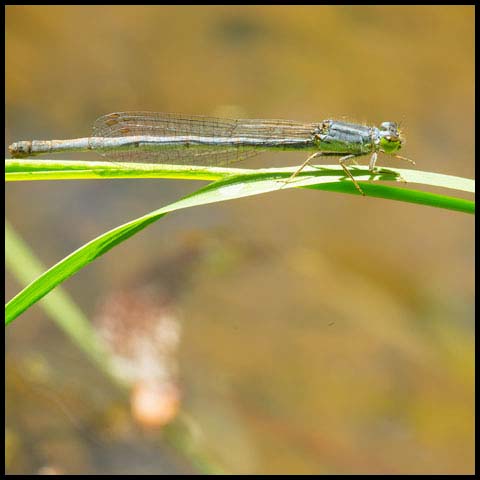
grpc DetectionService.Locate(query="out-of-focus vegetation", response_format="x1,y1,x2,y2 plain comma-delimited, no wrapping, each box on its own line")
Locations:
6,5,474,474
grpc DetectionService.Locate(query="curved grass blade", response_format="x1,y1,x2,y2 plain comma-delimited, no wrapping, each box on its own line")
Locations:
5,221,116,374
5,169,474,325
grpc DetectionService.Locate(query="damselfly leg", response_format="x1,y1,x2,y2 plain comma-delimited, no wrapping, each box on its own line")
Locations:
281,152,366,195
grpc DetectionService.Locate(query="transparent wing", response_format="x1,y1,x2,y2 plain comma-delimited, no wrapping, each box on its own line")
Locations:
93,112,316,166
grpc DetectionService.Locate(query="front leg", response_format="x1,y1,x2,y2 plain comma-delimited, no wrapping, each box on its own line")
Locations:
372,151,409,184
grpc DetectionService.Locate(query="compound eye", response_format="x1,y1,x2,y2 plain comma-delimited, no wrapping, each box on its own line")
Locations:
380,121,397,130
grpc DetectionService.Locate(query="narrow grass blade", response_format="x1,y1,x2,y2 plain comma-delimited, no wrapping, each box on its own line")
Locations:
5,169,474,325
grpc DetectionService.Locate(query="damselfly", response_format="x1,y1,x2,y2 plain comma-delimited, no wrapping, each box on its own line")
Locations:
8,112,414,194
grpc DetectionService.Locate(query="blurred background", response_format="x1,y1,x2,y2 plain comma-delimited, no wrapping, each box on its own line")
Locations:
5,5,474,475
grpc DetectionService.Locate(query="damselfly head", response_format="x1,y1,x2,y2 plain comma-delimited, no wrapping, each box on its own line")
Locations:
377,121,403,154
378,122,415,165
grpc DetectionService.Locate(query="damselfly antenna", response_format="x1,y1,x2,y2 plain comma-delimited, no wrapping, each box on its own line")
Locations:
394,154,416,165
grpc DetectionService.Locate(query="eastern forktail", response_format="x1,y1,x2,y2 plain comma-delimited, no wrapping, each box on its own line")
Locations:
8,112,414,194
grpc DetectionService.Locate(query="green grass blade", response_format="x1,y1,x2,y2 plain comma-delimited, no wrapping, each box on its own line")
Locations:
308,182,475,214
5,159,475,194
5,159,236,182
5,221,112,372
5,169,474,325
